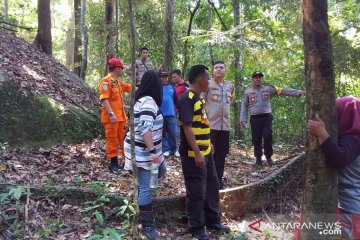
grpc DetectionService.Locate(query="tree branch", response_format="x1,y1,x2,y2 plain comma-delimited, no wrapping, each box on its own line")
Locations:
207,0,228,31
0,20,34,31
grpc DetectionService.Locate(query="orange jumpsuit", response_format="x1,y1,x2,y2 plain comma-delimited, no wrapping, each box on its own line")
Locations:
99,74,131,159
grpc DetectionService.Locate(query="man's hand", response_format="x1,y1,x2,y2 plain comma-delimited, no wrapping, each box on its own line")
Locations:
194,151,205,169
241,121,247,128
300,91,306,97
109,114,117,123
151,153,160,163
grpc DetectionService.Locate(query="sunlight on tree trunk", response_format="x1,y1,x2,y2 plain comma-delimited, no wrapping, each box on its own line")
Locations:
164,0,175,72
33,0,52,55
65,16,75,69
300,0,338,239
80,0,88,80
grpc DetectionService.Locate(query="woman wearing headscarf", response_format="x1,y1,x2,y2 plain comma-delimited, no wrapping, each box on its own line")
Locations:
124,70,165,240
308,96,360,239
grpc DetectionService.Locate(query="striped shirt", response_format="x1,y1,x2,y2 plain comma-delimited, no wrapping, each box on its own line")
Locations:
179,90,211,158
124,96,164,170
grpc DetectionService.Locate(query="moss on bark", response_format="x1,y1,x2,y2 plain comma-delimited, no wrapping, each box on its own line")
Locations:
0,80,102,148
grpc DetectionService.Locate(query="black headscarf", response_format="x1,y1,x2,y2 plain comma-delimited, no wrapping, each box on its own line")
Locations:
135,70,163,106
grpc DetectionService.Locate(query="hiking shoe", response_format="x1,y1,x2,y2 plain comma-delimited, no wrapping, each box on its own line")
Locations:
191,229,209,240
109,163,120,174
206,223,231,233
252,158,263,168
267,158,276,166
163,151,170,158
141,227,160,240
174,151,180,158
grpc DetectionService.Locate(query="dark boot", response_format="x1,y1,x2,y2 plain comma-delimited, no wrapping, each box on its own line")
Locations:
139,204,160,240
109,156,120,174
190,228,209,240
206,223,231,233
252,158,262,168
266,158,276,166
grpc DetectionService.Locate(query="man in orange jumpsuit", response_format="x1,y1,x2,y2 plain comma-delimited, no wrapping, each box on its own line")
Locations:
99,57,131,174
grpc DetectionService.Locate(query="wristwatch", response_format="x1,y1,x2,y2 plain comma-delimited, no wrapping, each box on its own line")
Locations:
108,112,114,117
149,148,156,154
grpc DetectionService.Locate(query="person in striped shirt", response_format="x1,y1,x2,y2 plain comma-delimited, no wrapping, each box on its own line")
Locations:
124,70,165,240
178,65,230,240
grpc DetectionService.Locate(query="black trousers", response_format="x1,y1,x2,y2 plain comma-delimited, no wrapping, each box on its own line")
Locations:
250,113,273,159
180,153,220,233
210,130,230,185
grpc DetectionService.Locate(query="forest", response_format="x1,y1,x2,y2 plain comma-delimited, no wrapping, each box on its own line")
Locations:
0,0,359,239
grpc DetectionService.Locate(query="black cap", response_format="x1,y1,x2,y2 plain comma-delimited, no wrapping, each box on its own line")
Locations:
160,71,169,77
252,71,264,78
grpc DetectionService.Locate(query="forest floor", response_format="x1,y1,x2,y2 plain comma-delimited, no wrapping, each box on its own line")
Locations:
0,138,304,239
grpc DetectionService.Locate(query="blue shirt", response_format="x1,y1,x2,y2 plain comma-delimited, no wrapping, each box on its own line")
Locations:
161,84,176,116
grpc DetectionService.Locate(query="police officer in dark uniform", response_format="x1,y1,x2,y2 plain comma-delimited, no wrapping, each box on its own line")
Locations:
240,71,305,168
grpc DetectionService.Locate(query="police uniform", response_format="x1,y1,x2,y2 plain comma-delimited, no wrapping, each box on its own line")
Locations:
126,59,154,86
240,83,303,163
203,79,234,187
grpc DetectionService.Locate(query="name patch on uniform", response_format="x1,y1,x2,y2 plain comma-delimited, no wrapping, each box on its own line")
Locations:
102,85,108,90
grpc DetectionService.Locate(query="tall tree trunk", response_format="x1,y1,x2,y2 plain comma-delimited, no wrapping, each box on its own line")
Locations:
65,16,75,69
104,0,115,75
300,0,338,239
73,0,82,77
80,0,88,80
183,0,201,78
33,0,52,55
232,0,244,141
164,0,175,72
4,0,8,28
128,0,139,230
208,1,214,65
115,0,120,55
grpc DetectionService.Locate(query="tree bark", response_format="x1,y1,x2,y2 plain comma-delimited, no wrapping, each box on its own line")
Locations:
164,0,175,72
300,0,338,239
128,0,139,230
33,0,52,55
208,1,214,65
65,16,75,69
80,0,88,80
104,0,115,75
115,0,120,55
183,0,201,78
73,0,82,77
232,0,244,141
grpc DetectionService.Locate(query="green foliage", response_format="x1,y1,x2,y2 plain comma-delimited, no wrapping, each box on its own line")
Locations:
115,199,136,221
0,186,27,238
223,233,250,240
4,0,360,146
82,185,136,240
87,228,122,240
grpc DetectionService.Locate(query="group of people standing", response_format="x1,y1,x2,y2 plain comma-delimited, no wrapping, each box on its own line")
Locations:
97,47,309,240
